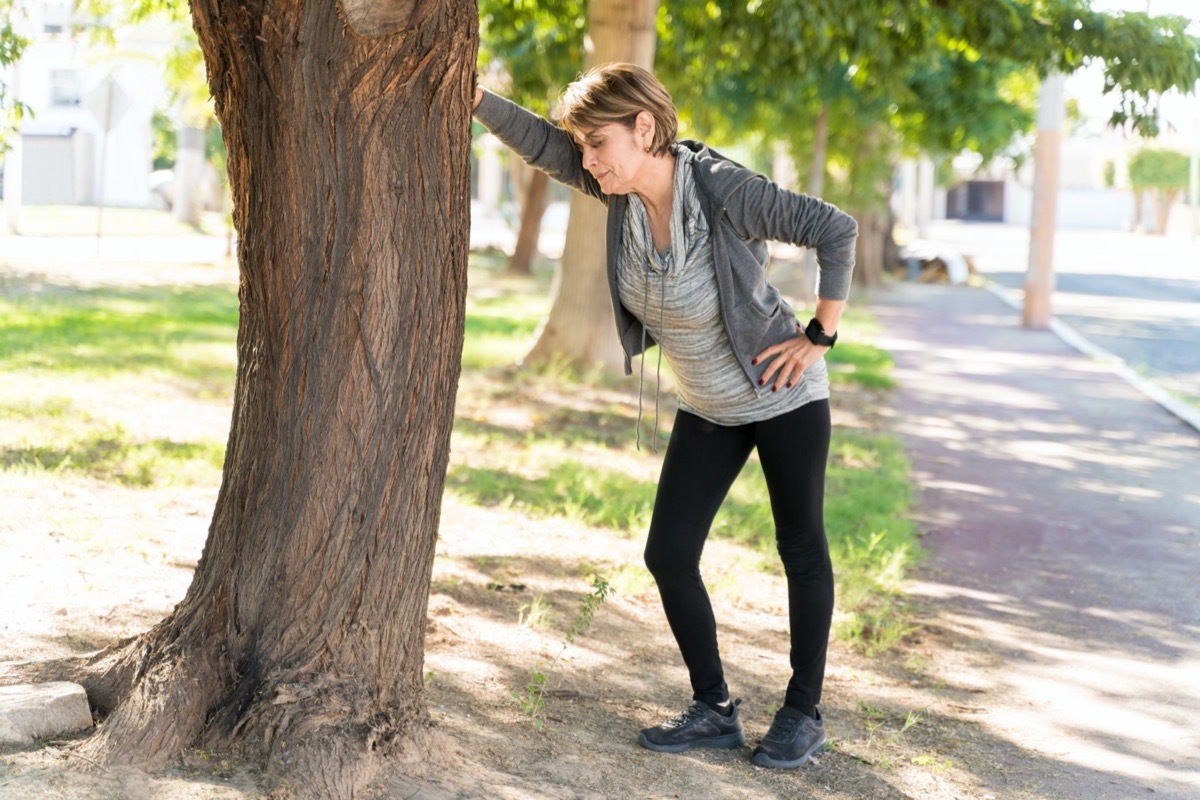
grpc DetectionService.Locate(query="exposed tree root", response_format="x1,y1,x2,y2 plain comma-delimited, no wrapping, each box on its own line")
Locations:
0,634,146,714
74,640,225,770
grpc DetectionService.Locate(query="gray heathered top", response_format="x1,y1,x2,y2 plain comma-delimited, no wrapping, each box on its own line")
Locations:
618,147,827,426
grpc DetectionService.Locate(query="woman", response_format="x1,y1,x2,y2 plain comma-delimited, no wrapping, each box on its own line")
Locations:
472,63,856,770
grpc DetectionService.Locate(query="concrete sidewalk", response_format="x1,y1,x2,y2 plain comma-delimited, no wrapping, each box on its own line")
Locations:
870,283,1200,799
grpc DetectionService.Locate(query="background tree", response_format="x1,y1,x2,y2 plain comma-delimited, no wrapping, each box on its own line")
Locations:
478,0,585,275
1128,147,1191,235
2,3,478,797
521,0,659,372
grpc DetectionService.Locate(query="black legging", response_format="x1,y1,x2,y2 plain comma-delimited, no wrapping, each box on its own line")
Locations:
643,399,834,712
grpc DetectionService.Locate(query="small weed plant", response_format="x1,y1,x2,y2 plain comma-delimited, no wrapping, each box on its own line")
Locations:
514,574,612,731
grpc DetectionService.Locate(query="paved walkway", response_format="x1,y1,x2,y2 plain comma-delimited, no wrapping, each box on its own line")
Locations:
925,221,1200,410
870,282,1200,799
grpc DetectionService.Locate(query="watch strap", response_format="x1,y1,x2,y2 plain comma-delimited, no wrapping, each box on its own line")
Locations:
804,317,838,348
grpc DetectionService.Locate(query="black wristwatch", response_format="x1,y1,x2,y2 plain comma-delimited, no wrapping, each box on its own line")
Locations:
804,317,838,348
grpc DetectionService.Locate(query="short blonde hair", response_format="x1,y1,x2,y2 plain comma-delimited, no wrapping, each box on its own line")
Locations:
555,63,678,156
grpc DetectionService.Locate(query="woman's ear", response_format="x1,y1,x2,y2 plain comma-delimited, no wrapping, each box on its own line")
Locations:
635,110,656,147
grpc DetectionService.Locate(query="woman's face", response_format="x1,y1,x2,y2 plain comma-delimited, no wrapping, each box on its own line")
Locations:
574,119,653,196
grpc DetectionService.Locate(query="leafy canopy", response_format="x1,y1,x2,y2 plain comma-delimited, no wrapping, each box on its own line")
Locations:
1128,148,1192,191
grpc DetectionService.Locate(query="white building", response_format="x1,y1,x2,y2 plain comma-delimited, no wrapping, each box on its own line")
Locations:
2,0,170,209
899,60,1200,236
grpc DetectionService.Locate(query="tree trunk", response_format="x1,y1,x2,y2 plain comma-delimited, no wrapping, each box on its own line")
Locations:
852,207,889,289
846,126,891,289
1154,188,1180,235
808,104,829,199
798,103,829,304
1,3,478,795
507,168,549,275
523,0,658,372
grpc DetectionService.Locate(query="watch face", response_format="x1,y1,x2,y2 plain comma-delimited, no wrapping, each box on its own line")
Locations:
805,318,836,347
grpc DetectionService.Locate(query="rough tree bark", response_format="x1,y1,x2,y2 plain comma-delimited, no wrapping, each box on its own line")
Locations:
2,1,477,795
523,0,658,372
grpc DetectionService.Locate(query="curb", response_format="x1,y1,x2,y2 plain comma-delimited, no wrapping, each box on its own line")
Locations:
984,281,1200,436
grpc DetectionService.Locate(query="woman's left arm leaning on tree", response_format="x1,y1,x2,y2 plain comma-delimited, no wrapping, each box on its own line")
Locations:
470,86,604,201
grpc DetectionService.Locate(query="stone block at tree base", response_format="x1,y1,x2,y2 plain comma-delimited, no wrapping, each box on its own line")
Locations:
0,682,93,746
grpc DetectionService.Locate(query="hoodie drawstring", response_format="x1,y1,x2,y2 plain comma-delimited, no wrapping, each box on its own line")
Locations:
653,270,666,452
636,281,650,453
635,254,668,454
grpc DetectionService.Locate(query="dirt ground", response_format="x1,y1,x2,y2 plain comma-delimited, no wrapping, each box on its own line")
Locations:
2,257,1058,800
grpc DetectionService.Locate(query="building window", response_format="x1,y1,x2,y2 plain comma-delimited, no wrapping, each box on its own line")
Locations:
42,1,74,34
50,70,82,108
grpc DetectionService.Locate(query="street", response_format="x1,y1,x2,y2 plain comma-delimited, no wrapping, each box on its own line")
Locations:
924,221,1200,408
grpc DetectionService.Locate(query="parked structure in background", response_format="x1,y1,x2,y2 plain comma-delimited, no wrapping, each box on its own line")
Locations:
1,1,167,214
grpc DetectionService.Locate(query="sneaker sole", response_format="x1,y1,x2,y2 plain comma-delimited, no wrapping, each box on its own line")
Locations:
637,730,746,753
751,732,827,769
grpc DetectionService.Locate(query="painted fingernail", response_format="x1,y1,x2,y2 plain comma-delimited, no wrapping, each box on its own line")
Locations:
786,382,793,388
758,379,765,386
772,386,778,392
751,359,758,365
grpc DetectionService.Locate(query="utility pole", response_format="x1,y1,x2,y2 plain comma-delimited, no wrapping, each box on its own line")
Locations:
1023,72,1066,329
3,56,22,233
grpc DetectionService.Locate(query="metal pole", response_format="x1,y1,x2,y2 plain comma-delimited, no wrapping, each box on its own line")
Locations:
1191,80,1199,241
95,75,114,253
3,55,22,233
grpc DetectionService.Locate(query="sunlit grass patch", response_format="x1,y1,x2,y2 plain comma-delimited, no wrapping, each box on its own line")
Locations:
827,308,896,391
461,291,548,370
606,563,656,599
0,281,238,394
827,341,896,390
2,249,920,655
2,426,226,487
0,275,237,489
460,251,551,370
446,460,656,536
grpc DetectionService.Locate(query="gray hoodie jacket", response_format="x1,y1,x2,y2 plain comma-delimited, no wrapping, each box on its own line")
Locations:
474,90,858,396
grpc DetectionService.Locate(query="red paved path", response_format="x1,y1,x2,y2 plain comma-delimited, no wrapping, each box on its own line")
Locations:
871,283,1200,799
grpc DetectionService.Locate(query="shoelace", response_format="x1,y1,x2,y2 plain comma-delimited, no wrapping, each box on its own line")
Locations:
665,703,708,729
762,713,805,743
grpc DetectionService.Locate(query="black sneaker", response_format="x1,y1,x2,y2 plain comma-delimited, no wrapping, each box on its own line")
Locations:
637,699,746,753
751,707,827,768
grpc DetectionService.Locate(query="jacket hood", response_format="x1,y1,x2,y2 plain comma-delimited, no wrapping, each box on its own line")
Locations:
675,139,764,209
